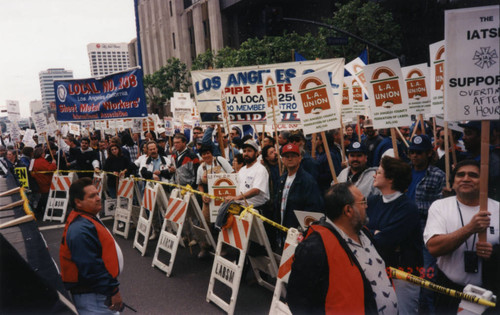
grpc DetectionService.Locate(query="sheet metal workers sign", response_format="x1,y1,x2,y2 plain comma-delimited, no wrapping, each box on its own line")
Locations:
55,68,147,122
444,5,499,121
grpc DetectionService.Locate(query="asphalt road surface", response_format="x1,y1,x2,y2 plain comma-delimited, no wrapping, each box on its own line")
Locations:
39,218,274,314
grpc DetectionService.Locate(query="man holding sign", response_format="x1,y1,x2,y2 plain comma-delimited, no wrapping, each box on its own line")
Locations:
424,160,499,313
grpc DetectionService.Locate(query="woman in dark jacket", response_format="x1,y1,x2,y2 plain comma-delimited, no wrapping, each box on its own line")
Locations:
103,144,136,198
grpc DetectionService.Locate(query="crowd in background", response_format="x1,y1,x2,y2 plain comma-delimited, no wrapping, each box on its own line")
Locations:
0,116,499,314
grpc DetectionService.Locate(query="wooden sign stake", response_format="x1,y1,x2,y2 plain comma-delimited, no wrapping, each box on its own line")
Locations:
321,132,338,184
390,128,400,159
479,121,490,242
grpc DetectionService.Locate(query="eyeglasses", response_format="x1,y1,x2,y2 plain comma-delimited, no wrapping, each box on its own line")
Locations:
455,171,480,179
409,150,425,155
353,199,367,206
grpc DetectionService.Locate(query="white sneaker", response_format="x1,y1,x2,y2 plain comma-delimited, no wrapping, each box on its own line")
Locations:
149,230,157,240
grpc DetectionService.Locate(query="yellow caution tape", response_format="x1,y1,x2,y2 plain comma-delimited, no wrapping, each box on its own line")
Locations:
30,169,290,232
389,267,496,308
19,187,35,219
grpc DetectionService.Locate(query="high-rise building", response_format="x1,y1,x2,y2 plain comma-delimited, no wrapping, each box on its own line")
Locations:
87,43,131,77
135,0,335,74
136,0,224,75
38,68,73,114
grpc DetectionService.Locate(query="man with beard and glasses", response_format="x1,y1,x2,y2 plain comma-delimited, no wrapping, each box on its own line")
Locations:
225,139,269,212
368,156,422,314
287,182,398,314
424,160,499,314
337,141,379,198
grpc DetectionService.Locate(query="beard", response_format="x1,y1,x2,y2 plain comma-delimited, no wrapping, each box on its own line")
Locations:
352,208,369,232
244,155,257,164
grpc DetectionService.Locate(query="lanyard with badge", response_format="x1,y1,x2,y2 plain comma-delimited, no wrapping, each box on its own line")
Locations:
457,200,479,273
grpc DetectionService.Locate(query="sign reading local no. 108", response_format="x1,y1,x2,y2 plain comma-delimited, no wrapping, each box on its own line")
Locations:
444,5,499,121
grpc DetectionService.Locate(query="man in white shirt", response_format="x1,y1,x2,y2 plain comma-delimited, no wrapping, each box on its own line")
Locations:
424,160,499,313
225,139,269,210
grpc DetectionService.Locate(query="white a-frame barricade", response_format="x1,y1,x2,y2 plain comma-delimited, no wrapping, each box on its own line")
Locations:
93,172,113,217
207,213,278,315
132,182,168,256
113,176,140,239
152,189,216,277
44,172,77,222
269,228,301,315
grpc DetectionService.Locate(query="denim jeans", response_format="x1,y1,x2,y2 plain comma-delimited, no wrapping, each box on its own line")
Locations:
72,293,119,315
393,278,420,315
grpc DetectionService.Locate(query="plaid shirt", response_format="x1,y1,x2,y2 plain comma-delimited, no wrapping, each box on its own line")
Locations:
415,165,446,218
123,144,139,162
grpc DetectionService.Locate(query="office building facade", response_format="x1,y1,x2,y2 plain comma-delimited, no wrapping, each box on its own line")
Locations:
87,43,131,77
38,68,73,114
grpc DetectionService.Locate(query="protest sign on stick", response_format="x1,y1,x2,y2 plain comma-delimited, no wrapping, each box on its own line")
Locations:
291,70,341,183
445,5,499,241
264,75,282,175
401,64,432,116
364,59,411,158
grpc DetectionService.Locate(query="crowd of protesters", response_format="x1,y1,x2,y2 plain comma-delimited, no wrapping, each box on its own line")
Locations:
0,117,499,314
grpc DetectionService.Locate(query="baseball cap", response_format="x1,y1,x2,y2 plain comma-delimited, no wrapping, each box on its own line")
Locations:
281,143,300,156
157,127,166,134
409,135,433,151
346,141,367,154
364,119,374,128
242,139,259,151
458,121,481,131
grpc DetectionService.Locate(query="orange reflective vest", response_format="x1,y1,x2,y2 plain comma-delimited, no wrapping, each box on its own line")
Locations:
60,211,119,283
306,225,366,315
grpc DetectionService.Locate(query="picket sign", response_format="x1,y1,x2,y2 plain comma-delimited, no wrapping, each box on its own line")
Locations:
151,188,215,276
207,213,279,315
113,177,141,239
44,172,77,222
132,182,168,256
92,172,116,217
269,228,301,315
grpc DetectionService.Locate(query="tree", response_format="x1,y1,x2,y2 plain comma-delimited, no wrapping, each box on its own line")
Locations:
143,58,191,118
191,32,328,70
321,0,402,63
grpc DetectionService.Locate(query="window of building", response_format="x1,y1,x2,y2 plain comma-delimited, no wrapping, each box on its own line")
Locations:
172,32,176,50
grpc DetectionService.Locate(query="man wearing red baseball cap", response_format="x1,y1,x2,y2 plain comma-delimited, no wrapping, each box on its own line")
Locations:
274,143,323,248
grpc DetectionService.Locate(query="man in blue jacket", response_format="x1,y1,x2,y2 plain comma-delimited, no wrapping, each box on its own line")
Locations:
275,143,323,247
60,178,124,314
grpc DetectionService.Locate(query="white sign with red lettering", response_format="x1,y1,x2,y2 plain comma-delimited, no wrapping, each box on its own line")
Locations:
68,123,80,136
364,59,411,129
345,57,369,97
429,40,445,116
401,63,432,115
291,70,341,135
445,5,499,121
341,79,355,120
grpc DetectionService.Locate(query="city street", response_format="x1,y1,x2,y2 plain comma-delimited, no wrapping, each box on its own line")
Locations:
38,218,274,314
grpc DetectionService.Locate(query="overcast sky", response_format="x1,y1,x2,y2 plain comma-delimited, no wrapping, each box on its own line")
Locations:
0,0,136,117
